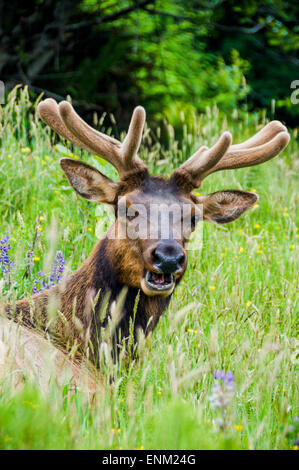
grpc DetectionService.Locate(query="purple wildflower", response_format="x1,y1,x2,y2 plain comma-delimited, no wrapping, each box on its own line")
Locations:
32,251,65,294
49,251,65,284
213,370,235,388
209,370,235,432
0,235,14,282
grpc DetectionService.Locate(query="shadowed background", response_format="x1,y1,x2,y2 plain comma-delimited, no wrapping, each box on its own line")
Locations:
0,0,298,131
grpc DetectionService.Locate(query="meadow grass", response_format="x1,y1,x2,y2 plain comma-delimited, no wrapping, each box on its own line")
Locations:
0,87,298,450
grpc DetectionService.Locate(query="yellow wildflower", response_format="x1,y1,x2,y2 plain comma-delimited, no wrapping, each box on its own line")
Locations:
239,247,244,253
253,204,259,209
254,224,260,229
34,257,40,261
246,301,252,307
290,244,295,250
234,425,243,431
209,285,216,291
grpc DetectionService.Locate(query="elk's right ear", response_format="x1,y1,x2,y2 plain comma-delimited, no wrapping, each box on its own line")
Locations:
60,158,119,204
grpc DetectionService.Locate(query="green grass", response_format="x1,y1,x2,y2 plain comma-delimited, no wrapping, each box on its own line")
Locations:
0,87,298,450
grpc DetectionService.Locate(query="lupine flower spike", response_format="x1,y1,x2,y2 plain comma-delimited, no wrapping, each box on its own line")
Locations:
32,251,65,294
0,235,14,285
208,370,235,432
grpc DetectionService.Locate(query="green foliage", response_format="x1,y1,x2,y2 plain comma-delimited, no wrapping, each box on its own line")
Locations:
1,0,298,127
0,88,298,450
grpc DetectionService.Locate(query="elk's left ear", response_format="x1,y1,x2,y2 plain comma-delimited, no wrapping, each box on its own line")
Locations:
60,158,119,204
197,190,258,224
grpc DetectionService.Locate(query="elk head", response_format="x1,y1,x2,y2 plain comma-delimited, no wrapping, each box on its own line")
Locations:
38,99,289,297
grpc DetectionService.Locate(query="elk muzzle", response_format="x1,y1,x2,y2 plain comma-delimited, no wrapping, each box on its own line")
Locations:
141,240,186,296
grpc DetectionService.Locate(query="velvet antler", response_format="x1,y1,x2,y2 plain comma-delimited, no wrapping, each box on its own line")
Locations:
38,98,147,179
175,121,290,187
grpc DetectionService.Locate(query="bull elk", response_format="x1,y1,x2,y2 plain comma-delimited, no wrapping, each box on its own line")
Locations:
4,98,290,370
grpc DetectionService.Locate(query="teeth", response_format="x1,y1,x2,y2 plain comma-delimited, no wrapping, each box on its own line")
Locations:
145,271,174,290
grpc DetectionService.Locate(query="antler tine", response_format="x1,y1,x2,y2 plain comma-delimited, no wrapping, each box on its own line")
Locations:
203,127,290,178
231,120,287,150
176,120,290,187
122,106,146,164
178,132,232,187
38,99,147,179
59,101,147,178
38,98,95,154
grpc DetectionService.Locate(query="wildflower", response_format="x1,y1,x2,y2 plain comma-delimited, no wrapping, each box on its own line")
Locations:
220,253,225,257
32,251,65,293
254,224,260,229
239,247,244,253
209,285,216,291
21,147,30,153
235,425,243,431
39,216,44,221
250,189,257,193
45,156,50,160
246,301,252,307
8,154,12,159
88,227,92,232
37,226,42,232
290,244,295,250
253,204,259,209
42,161,46,165
54,190,59,194
208,370,235,432
187,328,197,333
197,343,201,348
0,235,14,282
34,256,40,262
237,229,243,235
256,249,262,254
49,251,65,284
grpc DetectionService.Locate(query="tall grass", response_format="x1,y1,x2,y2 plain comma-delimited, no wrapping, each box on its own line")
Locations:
0,87,298,450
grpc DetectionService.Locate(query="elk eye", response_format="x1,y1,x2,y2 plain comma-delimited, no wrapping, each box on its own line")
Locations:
191,214,200,228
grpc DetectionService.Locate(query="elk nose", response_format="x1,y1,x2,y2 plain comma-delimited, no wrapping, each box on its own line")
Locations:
152,241,185,274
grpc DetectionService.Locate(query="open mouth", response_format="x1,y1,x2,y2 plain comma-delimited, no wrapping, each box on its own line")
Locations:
144,270,174,291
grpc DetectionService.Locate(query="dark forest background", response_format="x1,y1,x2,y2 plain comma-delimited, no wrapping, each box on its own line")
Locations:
0,0,298,130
